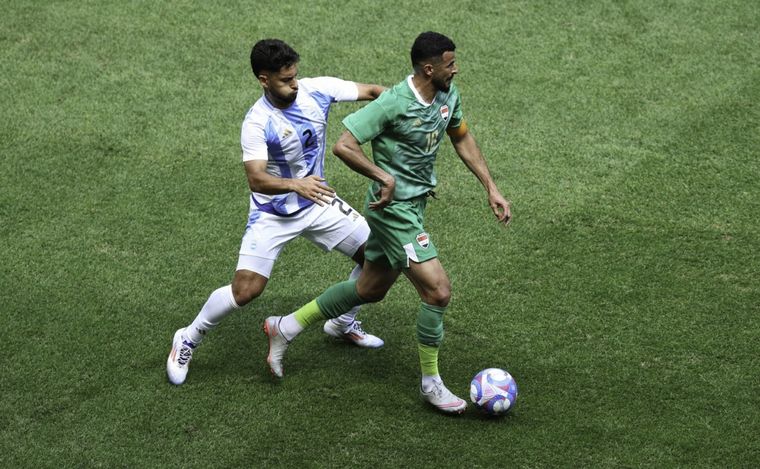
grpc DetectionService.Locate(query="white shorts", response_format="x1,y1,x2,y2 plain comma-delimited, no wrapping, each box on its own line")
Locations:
236,195,369,278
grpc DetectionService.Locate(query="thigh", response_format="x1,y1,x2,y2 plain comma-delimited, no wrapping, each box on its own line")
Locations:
302,195,368,253
332,219,370,261
364,197,438,269
237,208,313,277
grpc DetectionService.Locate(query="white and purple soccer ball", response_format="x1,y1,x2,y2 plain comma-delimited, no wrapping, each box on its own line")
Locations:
470,368,518,415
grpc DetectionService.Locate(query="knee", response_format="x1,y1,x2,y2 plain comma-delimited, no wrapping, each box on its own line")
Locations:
232,284,261,306
426,284,451,308
359,290,387,303
231,274,266,306
356,286,387,304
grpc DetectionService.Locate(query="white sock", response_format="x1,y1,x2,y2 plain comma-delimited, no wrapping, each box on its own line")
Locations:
184,285,240,345
277,314,304,342
421,374,442,392
332,264,362,328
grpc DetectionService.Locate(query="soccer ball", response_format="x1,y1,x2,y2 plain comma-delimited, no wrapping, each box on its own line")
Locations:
469,368,518,415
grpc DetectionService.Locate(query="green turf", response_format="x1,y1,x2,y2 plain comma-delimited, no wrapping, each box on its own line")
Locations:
2,0,759,467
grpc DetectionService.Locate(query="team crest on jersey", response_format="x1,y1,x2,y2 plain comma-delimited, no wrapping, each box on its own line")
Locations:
416,232,430,249
440,105,449,120
282,127,293,139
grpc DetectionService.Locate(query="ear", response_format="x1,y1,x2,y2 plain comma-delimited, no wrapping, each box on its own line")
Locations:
257,72,269,89
423,63,434,78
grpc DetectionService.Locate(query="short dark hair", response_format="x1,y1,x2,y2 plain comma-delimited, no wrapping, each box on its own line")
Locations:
250,39,300,76
410,32,456,70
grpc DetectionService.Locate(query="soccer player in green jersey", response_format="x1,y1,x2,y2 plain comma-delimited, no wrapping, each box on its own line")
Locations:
262,32,511,414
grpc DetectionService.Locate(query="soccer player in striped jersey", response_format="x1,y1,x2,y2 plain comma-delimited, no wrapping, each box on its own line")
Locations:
262,32,512,414
167,39,386,385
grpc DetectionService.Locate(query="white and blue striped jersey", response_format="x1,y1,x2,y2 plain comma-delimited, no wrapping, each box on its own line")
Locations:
241,77,359,216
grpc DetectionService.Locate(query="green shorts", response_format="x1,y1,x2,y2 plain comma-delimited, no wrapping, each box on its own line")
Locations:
363,193,438,270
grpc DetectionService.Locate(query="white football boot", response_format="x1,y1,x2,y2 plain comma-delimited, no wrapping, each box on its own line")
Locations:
167,328,196,385
323,319,384,348
263,316,290,378
420,378,467,414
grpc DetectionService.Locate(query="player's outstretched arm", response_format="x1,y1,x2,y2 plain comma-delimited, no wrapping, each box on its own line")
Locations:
355,83,387,101
332,130,395,210
244,160,335,206
448,126,512,225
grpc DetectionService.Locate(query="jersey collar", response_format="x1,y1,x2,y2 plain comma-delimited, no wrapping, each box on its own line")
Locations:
407,75,433,107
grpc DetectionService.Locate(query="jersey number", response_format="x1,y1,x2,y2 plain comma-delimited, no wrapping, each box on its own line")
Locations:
302,129,316,148
425,130,439,153
331,197,353,216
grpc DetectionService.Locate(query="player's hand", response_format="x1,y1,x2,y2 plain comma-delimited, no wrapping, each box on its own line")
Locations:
369,176,395,211
489,192,512,226
294,176,336,206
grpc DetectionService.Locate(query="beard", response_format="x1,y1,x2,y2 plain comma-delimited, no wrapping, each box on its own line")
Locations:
279,91,298,104
270,88,298,106
433,75,452,92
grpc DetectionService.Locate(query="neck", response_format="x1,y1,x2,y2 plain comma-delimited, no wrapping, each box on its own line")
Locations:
411,74,436,104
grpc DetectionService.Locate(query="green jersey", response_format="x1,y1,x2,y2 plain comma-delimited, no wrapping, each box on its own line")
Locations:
343,76,464,200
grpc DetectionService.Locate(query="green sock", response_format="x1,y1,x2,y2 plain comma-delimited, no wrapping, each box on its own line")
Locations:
418,343,440,377
417,302,445,347
293,280,364,328
293,300,324,327
315,279,364,319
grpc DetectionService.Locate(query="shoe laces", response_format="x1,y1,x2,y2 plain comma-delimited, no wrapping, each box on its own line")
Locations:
428,380,448,398
177,342,194,366
347,321,366,337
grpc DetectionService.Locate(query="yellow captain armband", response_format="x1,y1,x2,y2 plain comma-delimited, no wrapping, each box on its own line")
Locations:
446,120,469,139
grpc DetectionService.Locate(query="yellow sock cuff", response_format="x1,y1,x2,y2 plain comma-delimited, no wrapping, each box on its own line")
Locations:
418,343,440,377
294,300,323,327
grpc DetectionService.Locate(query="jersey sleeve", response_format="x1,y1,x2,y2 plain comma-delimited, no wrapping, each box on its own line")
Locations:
342,91,394,144
447,84,464,129
302,76,359,103
240,117,268,162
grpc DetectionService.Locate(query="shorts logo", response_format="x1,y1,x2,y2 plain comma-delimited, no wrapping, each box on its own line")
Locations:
440,105,449,120
416,232,430,249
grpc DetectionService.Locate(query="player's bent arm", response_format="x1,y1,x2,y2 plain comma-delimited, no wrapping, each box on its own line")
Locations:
244,160,335,205
448,125,512,224
355,83,387,101
332,131,395,209
332,131,393,187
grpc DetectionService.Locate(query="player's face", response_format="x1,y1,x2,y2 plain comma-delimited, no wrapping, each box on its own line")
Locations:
431,51,458,92
260,63,299,108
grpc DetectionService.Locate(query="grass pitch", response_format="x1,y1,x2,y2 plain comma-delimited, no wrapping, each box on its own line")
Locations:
1,1,758,467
